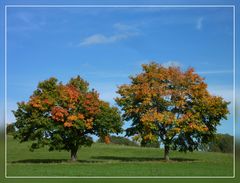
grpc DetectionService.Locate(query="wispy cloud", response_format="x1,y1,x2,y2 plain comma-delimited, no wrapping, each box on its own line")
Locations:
196,17,204,30
196,70,233,75
79,34,130,46
113,22,138,32
79,23,139,46
162,61,182,68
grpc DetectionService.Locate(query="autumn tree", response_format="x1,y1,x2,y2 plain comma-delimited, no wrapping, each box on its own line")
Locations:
13,76,123,161
116,62,229,161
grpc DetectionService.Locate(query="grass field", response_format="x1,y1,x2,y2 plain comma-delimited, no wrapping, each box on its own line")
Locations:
7,135,233,177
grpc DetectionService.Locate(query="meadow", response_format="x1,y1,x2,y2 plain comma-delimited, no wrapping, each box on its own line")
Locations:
7,135,233,177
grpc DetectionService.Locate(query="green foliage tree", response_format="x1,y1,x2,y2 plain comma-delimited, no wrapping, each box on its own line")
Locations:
13,76,123,161
116,62,229,161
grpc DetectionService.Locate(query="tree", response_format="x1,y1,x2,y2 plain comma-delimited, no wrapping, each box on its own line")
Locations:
13,76,123,161
116,62,229,161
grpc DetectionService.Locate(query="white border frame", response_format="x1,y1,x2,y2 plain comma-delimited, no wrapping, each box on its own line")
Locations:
4,4,236,179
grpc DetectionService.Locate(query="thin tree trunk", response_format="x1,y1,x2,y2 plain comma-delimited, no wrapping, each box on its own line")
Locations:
70,148,78,162
164,145,170,161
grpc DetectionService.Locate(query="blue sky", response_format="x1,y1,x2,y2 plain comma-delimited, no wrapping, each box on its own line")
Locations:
5,7,234,135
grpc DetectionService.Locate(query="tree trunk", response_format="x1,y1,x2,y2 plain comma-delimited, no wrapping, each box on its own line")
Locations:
70,148,78,162
164,145,170,161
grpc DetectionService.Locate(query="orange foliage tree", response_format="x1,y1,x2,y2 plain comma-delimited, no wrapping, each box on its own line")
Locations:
116,62,229,161
13,76,122,161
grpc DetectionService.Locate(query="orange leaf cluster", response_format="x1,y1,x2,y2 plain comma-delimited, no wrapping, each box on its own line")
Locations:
67,115,78,121
59,85,80,104
78,113,84,120
63,113,87,128
85,118,93,130
141,110,175,126
188,122,208,132
29,96,44,110
64,122,73,127
51,106,69,122
42,98,54,106
29,96,54,111
82,92,100,115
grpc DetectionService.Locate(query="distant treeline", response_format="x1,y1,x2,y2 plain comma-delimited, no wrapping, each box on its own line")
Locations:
97,135,160,148
199,133,233,153
97,135,139,147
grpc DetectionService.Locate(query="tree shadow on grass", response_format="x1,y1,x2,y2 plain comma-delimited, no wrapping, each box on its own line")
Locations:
11,159,102,164
91,156,198,162
10,157,198,164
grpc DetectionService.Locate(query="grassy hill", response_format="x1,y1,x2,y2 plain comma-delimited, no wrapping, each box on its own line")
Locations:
7,135,233,177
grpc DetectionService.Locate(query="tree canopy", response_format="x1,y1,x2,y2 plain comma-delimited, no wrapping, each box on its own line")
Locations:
13,76,123,161
116,62,229,160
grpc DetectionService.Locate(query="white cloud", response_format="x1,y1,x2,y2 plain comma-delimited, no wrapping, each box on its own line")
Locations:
196,17,204,30
113,23,138,32
79,33,131,46
79,23,139,46
162,61,182,68
79,34,109,46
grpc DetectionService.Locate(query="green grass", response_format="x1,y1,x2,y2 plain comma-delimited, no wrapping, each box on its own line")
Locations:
7,135,233,177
